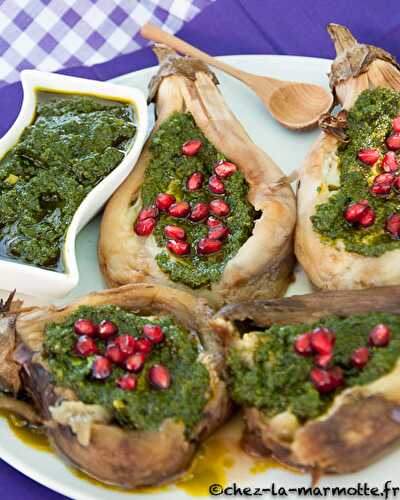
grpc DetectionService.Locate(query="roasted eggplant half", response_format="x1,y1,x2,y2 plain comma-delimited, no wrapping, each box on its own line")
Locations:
99,46,296,308
215,286,400,474
0,284,231,487
296,24,400,290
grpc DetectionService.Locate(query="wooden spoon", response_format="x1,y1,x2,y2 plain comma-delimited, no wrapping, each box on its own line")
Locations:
140,23,333,131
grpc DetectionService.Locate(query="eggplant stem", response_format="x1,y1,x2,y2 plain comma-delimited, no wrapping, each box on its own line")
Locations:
327,23,358,55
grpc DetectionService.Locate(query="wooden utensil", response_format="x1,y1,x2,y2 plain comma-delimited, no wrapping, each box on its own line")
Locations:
140,23,333,131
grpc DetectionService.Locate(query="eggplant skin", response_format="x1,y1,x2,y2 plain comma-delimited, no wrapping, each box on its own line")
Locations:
11,284,231,488
244,391,400,474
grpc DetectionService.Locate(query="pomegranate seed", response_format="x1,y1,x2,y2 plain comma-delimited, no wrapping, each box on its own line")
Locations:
343,200,368,224
315,353,333,368
208,224,229,240
98,320,118,340
134,218,156,236
386,213,400,238
143,324,164,344
310,327,335,355
214,160,237,178
114,335,137,356
92,356,112,379
311,367,343,394
358,148,379,165
74,319,98,337
387,133,400,151
105,344,126,364
186,171,204,191
393,117,400,133
358,207,375,227
138,206,159,221
198,238,223,255
169,201,190,218
208,175,225,194
382,151,398,172
116,374,137,391
369,324,391,347
156,193,176,212
207,216,221,228
351,347,370,369
373,173,395,186
125,352,146,373
371,183,392,195
182,139,203,156
136,337,152,354
75,336,98,357
149,364,171,389
209,199,230,217
370,173,395,196
189,202,209,222
164,225,186,240
167,239,190,255
294,332,313,356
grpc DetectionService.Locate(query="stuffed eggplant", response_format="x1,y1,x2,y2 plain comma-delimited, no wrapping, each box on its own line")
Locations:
215,286,400,474
99,46,296,308
0,284,230,487
296,24,400,290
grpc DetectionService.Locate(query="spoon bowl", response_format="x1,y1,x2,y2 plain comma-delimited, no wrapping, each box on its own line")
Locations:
140,23,333,130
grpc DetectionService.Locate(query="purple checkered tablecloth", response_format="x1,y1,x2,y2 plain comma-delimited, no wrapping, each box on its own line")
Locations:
0,0,214,87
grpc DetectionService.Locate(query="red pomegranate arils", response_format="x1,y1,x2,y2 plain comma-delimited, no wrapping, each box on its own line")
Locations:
75,336,98,357
357,148,379,165
187,171,204,191
343,200,368,224
138,206,159,221
114,335,137,356
209,199,230,217
116,374,137,391
125,352,146,373
156,193,176,212
92,356,112,380
382,151,398,172
329,366,344,388
310,367,343,394
371,173,395,196
182,139,203,156
358,207,375,227
105,344,126,364
189,202,209,222
207,216,221,228
168,201,190,218
98,320,118,339
314,353,333,369
136,337,152,354
208,175,225,194
386,213,400,239
134,217,156,236
149,364,171,389
208,224,229,240
143,324,164,344
167,239,190,255
351,347,370,369
74,319,98,337
369,324,391,347
164,225,186,241
294,332,313,356
310,327,335,355
214,160,237,178
393,117,400,133
387,133,400,151
197,238,222,255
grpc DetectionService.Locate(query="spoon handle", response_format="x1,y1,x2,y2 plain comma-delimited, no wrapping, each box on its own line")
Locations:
140,23,277,93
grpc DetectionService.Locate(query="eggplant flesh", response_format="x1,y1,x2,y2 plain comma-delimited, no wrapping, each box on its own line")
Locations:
214,286,400,474
0,284,231,488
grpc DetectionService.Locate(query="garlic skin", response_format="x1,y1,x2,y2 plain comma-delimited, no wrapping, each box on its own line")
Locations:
296,24,400,291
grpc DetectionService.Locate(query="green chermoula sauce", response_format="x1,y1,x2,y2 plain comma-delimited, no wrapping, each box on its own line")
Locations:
312,88,400,256
0,93,136,270
141,112,256,288
44,305,210,434
228,313,400,422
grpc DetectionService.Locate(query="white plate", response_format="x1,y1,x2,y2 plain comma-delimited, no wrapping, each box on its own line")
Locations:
1,55,396,499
